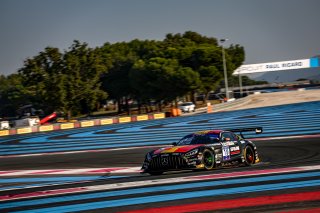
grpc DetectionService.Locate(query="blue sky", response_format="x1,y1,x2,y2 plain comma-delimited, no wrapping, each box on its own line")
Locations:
1,0,320,75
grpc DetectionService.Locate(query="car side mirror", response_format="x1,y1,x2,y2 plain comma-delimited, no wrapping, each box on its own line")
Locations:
172,142,177,146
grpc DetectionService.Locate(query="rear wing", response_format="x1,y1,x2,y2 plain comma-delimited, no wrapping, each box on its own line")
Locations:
226,127,263,139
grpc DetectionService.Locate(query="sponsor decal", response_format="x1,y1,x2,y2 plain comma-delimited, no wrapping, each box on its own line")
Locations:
60,123,74,129
17,127,32,134
81,121,94,127
221,142,235,146
230,146,240,151
119,117,131,123
137,115,148,121
231,150,241,155
0,130,9,136
233,58,310,74
100,119,113,125
153,113,165,119
39,125,54,132
187,157,198,161
222,146,230,160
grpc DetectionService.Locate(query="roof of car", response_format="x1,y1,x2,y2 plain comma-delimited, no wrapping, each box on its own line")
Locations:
194,130,224,135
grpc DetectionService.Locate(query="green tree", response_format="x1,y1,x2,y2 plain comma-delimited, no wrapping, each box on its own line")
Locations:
18,41,107,119
226,44,245,70
228,75,268,88
13,31,249,118
0,74,30,117
18,47,64,113
60,41,107,118
100,42,138,114
130,57,200,109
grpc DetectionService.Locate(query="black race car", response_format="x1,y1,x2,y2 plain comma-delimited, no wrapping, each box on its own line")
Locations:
141,127,262,175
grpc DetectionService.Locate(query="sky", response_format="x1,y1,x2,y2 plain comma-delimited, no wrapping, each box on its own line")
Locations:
1,0,320,76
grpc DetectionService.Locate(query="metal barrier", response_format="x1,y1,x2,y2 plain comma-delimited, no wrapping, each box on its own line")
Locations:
0,112,166,137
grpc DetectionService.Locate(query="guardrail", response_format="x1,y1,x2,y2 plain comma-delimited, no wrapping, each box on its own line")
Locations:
0,96,255,137
191,95,252,115
212,95,252,112
0,112,166,137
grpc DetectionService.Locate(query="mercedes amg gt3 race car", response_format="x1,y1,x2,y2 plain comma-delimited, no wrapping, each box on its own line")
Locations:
141,127,262,175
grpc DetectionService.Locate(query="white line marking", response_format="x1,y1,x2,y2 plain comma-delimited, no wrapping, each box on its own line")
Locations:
1,164,320,201
0,167,142,176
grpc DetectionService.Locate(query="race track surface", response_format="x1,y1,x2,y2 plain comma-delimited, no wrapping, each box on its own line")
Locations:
1,101,320,212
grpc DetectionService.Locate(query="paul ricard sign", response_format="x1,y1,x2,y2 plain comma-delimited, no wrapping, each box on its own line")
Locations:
233,58,311,75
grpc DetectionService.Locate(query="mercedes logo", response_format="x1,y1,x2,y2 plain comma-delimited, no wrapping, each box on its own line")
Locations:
161,157,168,165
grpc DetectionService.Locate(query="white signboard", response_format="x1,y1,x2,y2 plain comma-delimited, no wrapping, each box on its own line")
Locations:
233,59,310,75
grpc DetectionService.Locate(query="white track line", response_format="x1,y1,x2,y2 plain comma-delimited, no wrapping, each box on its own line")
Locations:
0,167,142,176
1,165,320,202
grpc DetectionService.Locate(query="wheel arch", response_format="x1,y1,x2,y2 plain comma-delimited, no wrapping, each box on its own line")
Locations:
243,143,256,165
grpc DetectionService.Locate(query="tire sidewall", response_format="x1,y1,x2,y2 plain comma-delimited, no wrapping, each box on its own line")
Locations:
202,149,215,170
244,145,255,166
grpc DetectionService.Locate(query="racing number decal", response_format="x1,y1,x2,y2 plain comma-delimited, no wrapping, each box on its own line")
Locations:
222,146,230,160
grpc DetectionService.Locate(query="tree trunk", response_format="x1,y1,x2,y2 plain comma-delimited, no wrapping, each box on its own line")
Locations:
125,97,130,115
158,102,162,112
67,110,72,121
205,92,209,104
144,104,149,113
191,91,197,104
117,98,122,114
137,99,142,114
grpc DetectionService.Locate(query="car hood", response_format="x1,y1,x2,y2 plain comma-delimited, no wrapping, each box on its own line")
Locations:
153,144,202,155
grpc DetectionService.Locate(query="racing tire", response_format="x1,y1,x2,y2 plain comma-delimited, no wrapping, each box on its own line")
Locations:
148,171,164,175
244,145,255,166
202,149,215,170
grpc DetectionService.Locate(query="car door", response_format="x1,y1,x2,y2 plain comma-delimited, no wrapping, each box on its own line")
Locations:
220,131,241,161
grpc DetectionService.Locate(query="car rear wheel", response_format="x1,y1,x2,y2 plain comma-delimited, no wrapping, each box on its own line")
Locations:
203,149,215,170
244,146,255,166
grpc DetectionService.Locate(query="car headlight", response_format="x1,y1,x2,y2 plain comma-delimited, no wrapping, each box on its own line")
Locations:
185,149,198,157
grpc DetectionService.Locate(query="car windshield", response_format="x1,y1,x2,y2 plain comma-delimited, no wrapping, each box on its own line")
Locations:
177,134,219,145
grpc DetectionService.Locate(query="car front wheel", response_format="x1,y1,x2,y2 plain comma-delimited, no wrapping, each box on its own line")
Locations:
202,149,215,170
